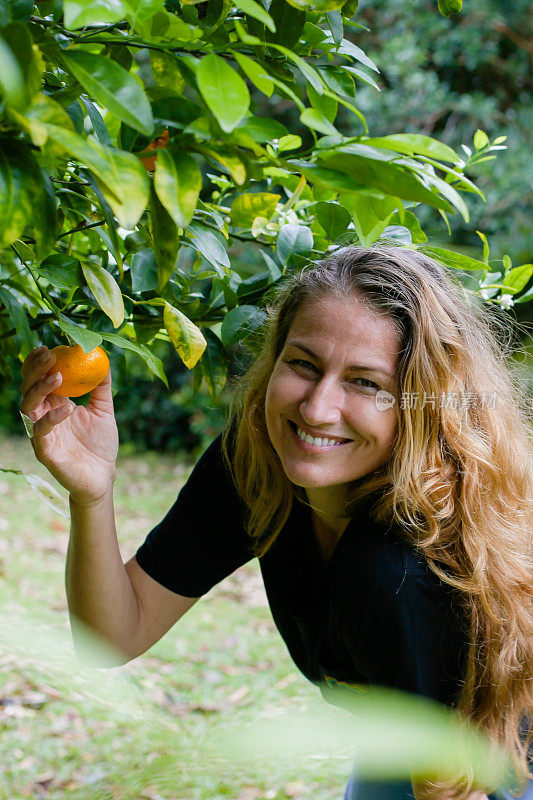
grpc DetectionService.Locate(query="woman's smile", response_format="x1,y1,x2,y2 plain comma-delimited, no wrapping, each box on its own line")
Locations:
288,419,354,451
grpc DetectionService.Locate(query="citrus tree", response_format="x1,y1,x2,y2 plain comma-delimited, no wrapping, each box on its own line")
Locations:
1,0,532,405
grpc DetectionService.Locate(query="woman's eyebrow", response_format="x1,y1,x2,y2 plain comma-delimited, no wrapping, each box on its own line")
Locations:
286,340,394,378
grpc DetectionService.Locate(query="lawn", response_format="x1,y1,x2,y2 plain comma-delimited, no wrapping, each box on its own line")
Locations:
0,432,353,800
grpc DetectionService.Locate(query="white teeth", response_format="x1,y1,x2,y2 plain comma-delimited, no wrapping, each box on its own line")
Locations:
296,426,346,447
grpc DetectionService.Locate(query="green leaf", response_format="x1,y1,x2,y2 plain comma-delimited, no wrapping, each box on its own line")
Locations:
267,0,306,48
276,224,314,265
44,125,150,228
62,51,154,137
326,9,343,46
300,107,338,136
163,300,206,369
340,193,398,247
414,168,470,222
33,169,58,259
0,141,33,249
197,145,247,185
341,0,359,18
278,134,302,152
237,116,288,142
319,65,355,97
149,9,196,42
233,51,274,97
0,33,25,109
123,0,164,26
307,82,337,122
57,314,104,352
475,230,490,265
1,22,42,110
504,264,533,294
2,0,33,22
200,328,227,397
0,286,32,349
437,0,462,17
154,149,202,229
285,0,345,12
328,36,379,73
187,224,230,273
388,210,427,244
18,94,74,147
196,53,250,133
81,96,112,146
361,134,457,164
513,284,533,305
316,149,456,214
269,43,324,95
37,255,84,290
81,262,125,328
473,129,489,151
100,330,169,387
380,225,412,245
236,270,272,299
234,0,276,32
314,202,351,240
230,193,281,227
220,304,267,348
149,184,180,291
340,65,380,92
422,247,487,273
288,160,361,193
63,0,127,28
131,248,158,293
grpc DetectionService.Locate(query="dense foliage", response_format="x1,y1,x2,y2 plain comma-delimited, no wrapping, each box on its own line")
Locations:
351,0,533,264
0,0,531,454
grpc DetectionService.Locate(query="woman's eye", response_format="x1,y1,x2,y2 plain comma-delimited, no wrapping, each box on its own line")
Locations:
350,377,380,389
289,359,317,371
288,360,379,389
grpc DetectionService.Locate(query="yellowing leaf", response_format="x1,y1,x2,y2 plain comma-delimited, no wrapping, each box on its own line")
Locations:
230,193,281,227
163,301,206,368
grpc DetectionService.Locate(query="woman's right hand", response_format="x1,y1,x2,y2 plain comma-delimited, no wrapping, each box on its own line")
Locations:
20,345,120,505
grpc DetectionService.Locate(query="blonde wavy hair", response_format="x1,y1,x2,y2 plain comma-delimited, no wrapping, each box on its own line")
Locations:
220,244,532,798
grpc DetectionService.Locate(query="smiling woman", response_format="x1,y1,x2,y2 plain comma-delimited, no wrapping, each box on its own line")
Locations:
218,245,532,799
19,244,532,800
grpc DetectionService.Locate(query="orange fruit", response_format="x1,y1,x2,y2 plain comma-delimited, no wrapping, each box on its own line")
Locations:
139,129,170,171
50,344,110,398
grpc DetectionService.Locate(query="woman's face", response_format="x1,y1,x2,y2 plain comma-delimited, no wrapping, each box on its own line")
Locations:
265,292,401,513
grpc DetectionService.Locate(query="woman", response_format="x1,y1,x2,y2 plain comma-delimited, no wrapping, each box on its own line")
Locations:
19,245,532,800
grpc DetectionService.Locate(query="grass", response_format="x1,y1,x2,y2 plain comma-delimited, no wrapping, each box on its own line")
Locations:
0,432,353,800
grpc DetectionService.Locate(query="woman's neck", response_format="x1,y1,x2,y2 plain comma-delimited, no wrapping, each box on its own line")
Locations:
304,486,350,533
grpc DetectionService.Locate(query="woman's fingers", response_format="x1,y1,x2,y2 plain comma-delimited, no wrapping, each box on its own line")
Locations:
31,400,73,439
20,345,47,377
20,348,61,419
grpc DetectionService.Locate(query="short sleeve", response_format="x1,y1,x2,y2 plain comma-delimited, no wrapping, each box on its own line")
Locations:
134,431,255,597
348,565,469,708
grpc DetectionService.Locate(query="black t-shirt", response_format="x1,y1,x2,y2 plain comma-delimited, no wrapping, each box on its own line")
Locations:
135,432,469,711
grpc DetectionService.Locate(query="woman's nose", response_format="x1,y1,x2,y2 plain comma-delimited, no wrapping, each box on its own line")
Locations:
299,377,342,425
